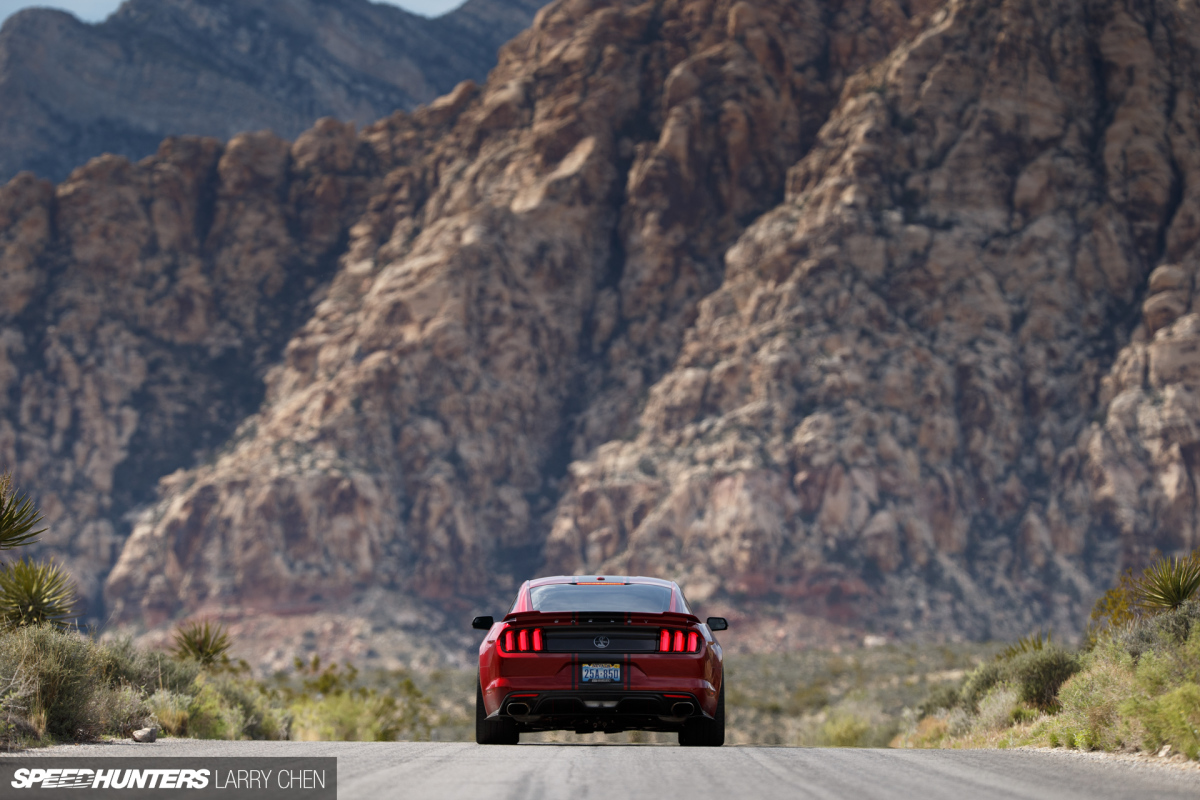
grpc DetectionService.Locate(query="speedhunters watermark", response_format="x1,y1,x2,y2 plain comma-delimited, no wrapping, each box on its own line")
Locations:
0,758,335,799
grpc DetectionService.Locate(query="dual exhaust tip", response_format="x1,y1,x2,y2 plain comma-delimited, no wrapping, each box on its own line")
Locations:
506,700,694,716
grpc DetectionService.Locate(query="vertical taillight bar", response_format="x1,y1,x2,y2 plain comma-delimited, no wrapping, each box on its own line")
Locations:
503,630,514,651
518,629,529,652
532,628,544,652
688,631,700,652
659,629,670,651
673,630,685,652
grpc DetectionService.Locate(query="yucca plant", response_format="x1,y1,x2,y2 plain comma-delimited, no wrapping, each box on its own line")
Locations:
1137,552,1200,613
171,620,231,666
0,472,45,551
997,630,1051,662
0,557,77,628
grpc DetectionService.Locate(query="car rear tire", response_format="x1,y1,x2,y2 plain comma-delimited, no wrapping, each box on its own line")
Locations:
679,683,724,747
476,680,519,745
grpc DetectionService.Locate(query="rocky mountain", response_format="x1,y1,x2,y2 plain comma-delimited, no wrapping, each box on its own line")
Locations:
2,0,1199,664
0,0,544,183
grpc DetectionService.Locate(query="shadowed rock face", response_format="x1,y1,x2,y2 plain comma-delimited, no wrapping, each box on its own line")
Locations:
0,0,544,183
3,0,1200,654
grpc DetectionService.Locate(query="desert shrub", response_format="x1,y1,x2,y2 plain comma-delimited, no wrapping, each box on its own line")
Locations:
187,678,246,740
1088,568,1138,644
1039,641,1138,751
286,659,432,742
820,712,872,747
98,637,200,694
1117,624,1200,758
89,684,150,738
945,707,972,736
976,685,1021,731
1125,683,1200,760
0,625,103,739
949,644,1078,722
1006,648,1081,711
201,675,289,740
959,661,1004,712
1119,600,1200,659
146,690,190,736
918,684,960,719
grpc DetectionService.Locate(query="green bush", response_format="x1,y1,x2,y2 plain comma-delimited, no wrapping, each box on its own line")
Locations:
146,690,191,736
0,625,103,739
918,683,960,719
976,685,1021,731
1038,641,1137,751
820,712,872,747
187,678,246,740
89,684,150,737
959,661,1004,712
1119,601,1200,659
200,675,290,740
955,647,1078,714
1125,683,1200,760
284,659,432,742
98,637,200,694
1088,569,1138,642
1007,648,1081,711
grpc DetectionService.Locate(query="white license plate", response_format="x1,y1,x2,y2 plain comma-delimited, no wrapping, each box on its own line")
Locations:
581,663,620,683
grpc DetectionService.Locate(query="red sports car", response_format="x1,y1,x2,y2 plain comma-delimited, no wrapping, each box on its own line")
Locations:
472,575,727,746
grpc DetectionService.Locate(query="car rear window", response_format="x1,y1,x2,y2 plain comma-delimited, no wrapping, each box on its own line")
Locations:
529,583,673,613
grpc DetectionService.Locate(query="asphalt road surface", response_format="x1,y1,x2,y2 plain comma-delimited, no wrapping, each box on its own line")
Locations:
24,740,1200,799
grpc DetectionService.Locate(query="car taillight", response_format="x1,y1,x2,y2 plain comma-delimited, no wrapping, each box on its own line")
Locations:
659,629,701,652
501,628,544,652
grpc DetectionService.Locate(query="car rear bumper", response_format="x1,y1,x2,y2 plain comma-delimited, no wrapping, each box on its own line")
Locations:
490,690,709,733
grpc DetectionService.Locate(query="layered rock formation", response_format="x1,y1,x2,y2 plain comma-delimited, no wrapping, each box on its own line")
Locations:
0,0,543,183
0,120,377,609
2,0,1199,654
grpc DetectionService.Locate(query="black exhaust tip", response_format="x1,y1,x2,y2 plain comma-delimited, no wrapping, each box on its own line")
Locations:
671,702,694,716
507,702,531,715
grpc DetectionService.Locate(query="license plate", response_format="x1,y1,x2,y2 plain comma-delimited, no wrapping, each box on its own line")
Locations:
581,663,620,683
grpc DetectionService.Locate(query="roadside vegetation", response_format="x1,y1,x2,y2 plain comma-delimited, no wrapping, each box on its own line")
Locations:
0,471,440,748
5,469,1198,753
897,551,1200,762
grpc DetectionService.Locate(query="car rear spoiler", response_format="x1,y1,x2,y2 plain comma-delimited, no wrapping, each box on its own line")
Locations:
501,610,703,625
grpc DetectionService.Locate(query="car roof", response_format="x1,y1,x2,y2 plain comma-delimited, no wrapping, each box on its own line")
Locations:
527,575,676,588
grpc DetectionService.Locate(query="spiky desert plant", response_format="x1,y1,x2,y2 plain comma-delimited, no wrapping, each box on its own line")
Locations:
171,620,231,666
1137,552,1200,613
0,472,45,551
0,558,77,629
997,630,1051,662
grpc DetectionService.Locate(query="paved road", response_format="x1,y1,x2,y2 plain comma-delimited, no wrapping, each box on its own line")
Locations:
23,740,1200,799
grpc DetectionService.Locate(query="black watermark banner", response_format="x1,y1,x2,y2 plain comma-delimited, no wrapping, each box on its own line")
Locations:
0,758,335,800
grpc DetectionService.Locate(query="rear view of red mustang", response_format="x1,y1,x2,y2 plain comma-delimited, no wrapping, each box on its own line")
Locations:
472,575,727,746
